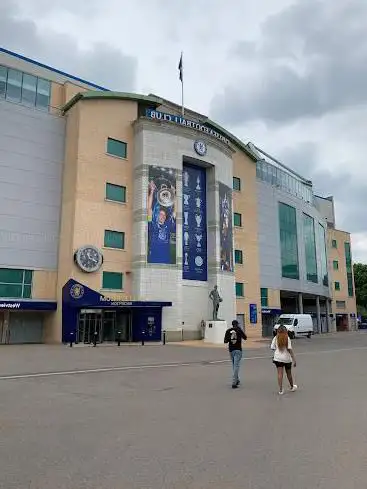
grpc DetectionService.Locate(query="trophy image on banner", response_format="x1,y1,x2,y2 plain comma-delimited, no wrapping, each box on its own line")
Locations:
196,176,201,190
184,231,189,246
195,234,202,248
195,213,202,228
183,194,190,206
184,211,189,226
183,171,189,187
195,197,202,208
184,252,189,266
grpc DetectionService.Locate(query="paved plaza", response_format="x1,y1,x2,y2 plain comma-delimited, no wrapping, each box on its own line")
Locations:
1,332,367,488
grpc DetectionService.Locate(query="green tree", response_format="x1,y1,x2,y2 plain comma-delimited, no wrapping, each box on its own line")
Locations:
353,263,367,314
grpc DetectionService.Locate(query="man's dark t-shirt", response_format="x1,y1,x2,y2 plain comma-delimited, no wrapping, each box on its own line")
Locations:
224,326,247,352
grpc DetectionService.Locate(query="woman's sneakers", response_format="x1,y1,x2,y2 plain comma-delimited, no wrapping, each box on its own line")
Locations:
278,385,297,395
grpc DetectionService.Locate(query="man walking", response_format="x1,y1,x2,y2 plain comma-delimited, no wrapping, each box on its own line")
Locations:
224,320,247,389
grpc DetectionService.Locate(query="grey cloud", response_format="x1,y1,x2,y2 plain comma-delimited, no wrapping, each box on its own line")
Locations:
279,144,365,234
211,0,367,126
0,0,137,91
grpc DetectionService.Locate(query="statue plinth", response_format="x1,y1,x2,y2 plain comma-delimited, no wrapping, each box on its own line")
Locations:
204,320,227,344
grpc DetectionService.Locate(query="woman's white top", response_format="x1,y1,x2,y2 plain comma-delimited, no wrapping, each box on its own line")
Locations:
271,336,292,363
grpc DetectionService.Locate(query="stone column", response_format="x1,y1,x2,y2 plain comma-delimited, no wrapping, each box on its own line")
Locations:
326,299,333,333
316,296,321,334
298,293,303,314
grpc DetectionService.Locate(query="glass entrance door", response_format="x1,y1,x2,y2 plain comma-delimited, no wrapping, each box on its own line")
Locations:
77,310,103,344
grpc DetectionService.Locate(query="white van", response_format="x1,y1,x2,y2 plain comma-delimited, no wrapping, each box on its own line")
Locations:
273,314,313,339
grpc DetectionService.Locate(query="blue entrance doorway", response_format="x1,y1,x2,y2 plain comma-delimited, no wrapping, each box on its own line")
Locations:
62,279,172,344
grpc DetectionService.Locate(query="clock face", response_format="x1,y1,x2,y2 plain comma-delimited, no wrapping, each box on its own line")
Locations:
75,245,103,273
194,140,207,156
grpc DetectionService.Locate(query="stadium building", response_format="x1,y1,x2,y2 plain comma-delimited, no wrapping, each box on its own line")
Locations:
0,47,357,344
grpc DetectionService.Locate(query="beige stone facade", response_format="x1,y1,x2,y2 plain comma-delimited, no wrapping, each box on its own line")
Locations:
0,47,358,344
327,228,357,330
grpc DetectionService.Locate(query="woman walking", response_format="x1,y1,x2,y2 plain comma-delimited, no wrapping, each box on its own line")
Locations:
271,325,298,395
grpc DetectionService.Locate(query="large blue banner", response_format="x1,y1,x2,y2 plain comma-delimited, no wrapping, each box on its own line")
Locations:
219,182,234,272
147,166,177,264
182,164,207,281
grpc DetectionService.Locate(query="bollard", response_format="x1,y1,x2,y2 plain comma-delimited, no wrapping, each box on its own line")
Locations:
163,330,166,345
141,329,145,346
117,331,121,347
69,332,74,347
93,331,98,347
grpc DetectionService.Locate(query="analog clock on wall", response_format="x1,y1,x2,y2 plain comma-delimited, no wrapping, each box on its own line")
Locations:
194,140,207,157
74,245,103,273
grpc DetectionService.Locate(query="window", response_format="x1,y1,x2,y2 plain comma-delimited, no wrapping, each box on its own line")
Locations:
0,268,33,298
318,223,329,286
22,73,37,106
332,239,337,248
104,230,125,249
106,183,126,203
35,78,50,110
0,65,51,110
279,203,299,280
234,249,243,264
234,213,242,227
335,281,340,291
233,177,241,191
336,300,346,309
333,260,339,270
260,288,268,307
102,271,123,290
344,242,354,297
303,214,318,283
235,282,244,297
6,68,22,102
107,138,127,158
0,65,6,98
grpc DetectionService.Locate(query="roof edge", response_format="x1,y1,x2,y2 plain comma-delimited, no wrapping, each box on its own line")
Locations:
62,91,258,161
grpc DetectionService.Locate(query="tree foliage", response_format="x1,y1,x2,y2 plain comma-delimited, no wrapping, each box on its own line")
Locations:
353,263,367,311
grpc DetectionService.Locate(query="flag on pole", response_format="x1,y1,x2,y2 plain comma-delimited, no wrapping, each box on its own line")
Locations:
178,52,184,116
178,52,183,82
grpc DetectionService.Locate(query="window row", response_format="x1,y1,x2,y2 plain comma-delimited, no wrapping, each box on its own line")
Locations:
0,268,33,299
256,159,314,205
0,65,50,110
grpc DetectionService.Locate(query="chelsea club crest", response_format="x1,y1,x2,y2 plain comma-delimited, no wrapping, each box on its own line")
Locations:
70,283,84,299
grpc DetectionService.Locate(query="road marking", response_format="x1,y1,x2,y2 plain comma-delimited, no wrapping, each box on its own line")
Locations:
0,345,366,381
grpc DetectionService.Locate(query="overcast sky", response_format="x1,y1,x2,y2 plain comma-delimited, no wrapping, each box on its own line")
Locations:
1,0,366,263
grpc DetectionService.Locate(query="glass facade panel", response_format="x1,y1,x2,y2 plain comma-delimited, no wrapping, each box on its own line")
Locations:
303,213,318,283
0,65,6,97
344,242,354,296
0,64,50,110
102,272,123,290
279,203,299,280
6,68,22,102
22,73,37,106
318,224,329,286
0,268,33,298
256,159,316,206
36,78,51,110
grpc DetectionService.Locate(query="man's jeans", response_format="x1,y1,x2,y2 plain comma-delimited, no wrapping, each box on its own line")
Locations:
230,349,243,385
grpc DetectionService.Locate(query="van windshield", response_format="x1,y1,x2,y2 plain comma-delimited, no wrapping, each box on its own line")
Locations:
278,318,293,326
